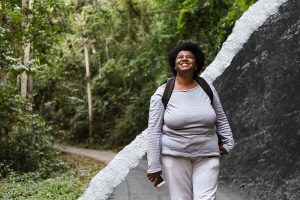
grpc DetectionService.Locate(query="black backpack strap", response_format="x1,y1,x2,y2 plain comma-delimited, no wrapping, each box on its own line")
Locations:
195,76,223,144
162,77,175,109
194,76,213,104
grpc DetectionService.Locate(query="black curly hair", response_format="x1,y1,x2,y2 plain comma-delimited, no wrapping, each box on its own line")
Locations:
168,42,205,77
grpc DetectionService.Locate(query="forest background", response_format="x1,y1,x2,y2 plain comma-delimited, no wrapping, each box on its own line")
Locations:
0,0,255,198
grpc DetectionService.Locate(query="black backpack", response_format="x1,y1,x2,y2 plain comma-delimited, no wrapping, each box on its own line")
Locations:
161,76,222,145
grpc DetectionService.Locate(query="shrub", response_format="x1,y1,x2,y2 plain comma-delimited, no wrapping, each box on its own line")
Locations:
0,89,59,178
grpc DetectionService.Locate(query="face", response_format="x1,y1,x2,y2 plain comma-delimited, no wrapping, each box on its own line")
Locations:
175,50,197,74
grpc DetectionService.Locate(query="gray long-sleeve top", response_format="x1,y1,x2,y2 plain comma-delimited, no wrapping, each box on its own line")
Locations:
147,82,234,173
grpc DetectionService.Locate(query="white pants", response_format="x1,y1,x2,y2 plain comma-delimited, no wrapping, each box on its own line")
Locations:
162,155,220,200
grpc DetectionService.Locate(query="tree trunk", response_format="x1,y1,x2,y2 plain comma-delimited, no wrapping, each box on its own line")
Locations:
20,0,34,99
98,58,102,78
20,43,30,98
105,38,109,61
126,0,136,41
84,42,93,145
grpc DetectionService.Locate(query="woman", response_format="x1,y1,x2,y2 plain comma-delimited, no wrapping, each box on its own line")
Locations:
147,42,234,200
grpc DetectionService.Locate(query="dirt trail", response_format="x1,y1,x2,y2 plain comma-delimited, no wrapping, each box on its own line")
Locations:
54,144,116,165
55,144,246,200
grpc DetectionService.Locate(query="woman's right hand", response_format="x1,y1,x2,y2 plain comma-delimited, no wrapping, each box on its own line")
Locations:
147,171,162,186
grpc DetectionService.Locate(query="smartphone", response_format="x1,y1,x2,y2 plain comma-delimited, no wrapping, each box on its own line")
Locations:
155,175,165,187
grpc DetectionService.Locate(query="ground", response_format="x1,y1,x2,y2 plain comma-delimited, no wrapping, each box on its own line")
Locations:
55,144,248,200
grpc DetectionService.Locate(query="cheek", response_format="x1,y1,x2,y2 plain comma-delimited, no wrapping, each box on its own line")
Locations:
192,61,197,68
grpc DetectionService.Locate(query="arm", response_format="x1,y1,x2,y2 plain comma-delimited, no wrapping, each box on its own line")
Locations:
210,84,235,153
147,91,164,173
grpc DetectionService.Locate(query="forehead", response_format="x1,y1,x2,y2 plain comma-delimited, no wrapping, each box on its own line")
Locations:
176,50,194,57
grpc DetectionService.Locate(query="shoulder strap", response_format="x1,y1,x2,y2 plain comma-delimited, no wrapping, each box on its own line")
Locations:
162,77,175,109
194,76,213,104
195,77,222,144
162,76,213,108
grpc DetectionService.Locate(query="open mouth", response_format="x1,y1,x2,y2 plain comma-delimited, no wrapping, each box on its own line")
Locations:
180,62,191,67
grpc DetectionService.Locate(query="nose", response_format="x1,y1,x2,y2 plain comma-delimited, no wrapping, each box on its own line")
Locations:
179,57,191,62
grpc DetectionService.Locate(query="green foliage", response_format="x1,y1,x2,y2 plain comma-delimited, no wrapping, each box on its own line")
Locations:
0,16,26,73
30,0,71,63
0,1,23,59
0,0,71,177
91,47,163,147
0,88,59,177
33,51,85,143
0,154,104,200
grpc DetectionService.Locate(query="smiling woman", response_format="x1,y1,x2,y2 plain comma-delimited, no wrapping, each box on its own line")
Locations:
146,42,234,200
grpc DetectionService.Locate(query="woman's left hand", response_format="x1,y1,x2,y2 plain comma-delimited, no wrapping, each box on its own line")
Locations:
147,171,162,186
219,145,228,155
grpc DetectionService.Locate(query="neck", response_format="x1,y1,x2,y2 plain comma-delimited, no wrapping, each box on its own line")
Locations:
175,73,194,86
174,73,198,90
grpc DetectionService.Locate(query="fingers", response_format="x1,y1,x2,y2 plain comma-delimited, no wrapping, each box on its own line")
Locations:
147,171,162,183
154,177,159,187
150,176,156,182
148,174,158,182
219,145,228,155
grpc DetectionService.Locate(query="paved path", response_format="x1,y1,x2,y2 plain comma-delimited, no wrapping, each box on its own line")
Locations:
55,144,245,200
